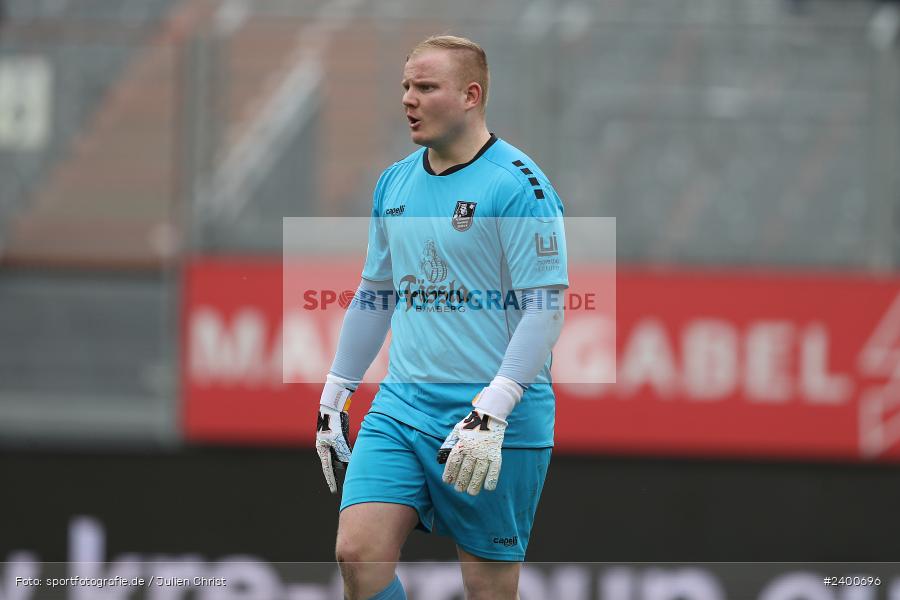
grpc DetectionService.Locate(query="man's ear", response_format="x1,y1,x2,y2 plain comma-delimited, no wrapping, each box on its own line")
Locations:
464,82,483,109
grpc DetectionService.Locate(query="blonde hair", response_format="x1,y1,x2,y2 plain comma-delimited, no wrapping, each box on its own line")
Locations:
408,35,490,110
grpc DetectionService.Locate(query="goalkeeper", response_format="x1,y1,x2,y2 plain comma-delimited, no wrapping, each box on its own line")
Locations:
316,35,568,600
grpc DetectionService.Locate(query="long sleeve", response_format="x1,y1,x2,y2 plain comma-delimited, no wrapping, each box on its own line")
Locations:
328,278,396,388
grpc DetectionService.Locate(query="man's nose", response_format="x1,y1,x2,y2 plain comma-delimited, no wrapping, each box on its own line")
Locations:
402,89,416,107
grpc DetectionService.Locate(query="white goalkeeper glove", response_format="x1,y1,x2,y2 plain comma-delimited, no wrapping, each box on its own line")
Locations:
437,376,522,496
316,375,354,494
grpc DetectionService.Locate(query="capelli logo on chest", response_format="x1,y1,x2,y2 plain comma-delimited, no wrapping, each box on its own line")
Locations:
385,205,406,216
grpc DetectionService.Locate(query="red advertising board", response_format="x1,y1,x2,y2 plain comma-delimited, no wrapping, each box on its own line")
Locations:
182,257,900,461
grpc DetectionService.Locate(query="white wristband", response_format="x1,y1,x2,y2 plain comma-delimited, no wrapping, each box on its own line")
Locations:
320,373,354,411
472,375,523,422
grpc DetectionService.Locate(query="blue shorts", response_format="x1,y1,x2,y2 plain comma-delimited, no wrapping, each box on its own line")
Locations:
340,411,551,561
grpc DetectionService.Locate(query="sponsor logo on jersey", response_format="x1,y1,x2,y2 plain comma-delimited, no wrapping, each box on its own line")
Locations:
452,201,477,231
399,240,470,313
535,232,562,272
419,240,448,283
535,232,559,257
394,240,563,313
384,204,405,216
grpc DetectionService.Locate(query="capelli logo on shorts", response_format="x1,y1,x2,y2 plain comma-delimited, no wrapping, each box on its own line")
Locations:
492,536,518,547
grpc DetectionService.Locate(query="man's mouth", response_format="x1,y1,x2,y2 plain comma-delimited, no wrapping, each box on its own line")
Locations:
407,115,421,130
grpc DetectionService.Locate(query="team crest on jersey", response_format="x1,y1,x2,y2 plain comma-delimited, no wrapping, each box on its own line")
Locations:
451,201,477,232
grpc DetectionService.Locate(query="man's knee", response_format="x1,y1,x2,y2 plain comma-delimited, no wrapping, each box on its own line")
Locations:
462,573,494,600
335,535,398,565
336,503,416,564
336,539,400,600
463,572,515,600
459,553,520,600
335,528,405,583
335,503,417,598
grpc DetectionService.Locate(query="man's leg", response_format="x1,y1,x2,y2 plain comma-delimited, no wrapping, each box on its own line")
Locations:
337,412,434,599
457,546,520,600
336,502,419,600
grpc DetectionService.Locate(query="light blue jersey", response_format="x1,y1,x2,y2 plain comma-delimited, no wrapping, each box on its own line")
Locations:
362,136,568,447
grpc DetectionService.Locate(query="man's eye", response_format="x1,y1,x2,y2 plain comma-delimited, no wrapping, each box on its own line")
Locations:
420,85,434,92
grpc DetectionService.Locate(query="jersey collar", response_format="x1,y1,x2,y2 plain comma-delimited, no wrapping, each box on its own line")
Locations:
423,133,498,176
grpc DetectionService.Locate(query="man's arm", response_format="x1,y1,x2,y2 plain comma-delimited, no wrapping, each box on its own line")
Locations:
438,286,564,495
328,277,396,386
474,286,565,416
316,277,395,493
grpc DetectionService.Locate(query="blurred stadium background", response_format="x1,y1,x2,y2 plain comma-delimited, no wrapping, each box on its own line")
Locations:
2,0,900,598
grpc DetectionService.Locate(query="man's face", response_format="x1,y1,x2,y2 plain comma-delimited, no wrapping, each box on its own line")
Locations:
402,50,470,147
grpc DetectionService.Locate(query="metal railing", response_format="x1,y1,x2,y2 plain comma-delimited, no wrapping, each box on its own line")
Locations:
0,0,897,448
